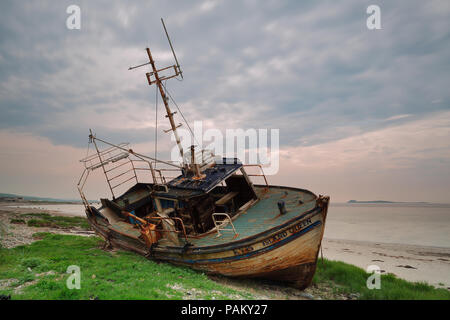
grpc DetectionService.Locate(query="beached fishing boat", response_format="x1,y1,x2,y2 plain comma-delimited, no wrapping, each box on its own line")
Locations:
77,19,329,289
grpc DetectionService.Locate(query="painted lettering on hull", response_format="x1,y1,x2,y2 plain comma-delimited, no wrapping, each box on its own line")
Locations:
263,217,313,248
231,215,316,256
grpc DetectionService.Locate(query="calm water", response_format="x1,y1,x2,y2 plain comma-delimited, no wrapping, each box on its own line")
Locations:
324,203,450,248
11,202,450,248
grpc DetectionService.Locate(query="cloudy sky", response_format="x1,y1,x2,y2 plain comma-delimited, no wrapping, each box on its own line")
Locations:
0,0,449,202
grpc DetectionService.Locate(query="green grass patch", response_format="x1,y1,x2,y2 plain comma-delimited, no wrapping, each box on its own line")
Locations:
313,258,450,300
2,231,448,300
21,213,52,219
0,233,252,300
22,214,90,230
10,218,26,224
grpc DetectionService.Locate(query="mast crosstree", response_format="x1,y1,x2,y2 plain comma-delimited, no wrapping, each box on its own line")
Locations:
128,18,214,179
128,18,184,162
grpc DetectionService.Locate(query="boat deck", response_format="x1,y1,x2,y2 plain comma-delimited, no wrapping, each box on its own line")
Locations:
186,186,317,247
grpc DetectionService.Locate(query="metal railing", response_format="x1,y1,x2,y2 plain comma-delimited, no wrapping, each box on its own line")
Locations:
145,216,190,243
77,137,183,206
243,164,269,188
212,213,239,238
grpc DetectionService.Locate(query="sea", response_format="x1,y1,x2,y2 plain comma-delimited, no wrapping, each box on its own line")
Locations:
10,202,450,248
325,203,450,248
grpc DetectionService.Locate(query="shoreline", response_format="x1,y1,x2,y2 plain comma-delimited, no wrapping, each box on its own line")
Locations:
1,201,449,291
322,238,450,290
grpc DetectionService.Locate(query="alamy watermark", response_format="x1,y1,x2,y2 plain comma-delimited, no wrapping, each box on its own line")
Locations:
366,5,381,30
171,121,280,175
66,265,81,289
66,5,81,30
366,264,381,289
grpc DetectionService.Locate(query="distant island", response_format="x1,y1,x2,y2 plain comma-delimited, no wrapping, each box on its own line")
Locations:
347,200,430,204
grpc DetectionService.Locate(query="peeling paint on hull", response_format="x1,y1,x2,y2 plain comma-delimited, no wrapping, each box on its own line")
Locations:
153,203,327,288
86,191,329,289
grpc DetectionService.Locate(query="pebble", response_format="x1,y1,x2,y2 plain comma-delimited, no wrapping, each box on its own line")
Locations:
349,293,360,299
299,292,314,300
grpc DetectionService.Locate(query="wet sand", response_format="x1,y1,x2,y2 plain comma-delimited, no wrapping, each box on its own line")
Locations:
322,238,450,290
3,203,91,217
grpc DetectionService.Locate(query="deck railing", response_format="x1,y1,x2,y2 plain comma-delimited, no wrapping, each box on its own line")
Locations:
78,141,182,203
212,213,239,238
242,164,269,188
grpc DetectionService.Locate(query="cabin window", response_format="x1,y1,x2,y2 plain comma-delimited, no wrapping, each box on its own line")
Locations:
153,198,178,209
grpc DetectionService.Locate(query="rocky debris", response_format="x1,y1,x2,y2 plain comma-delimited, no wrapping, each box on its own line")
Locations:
166,283,244,300
298,292,314,299
14,279,39,294
0,209,94,249
348,293,360,299
0,278,19,290
36,271,56,277
167,283,206,299
0,270,62,297
209,274,353,300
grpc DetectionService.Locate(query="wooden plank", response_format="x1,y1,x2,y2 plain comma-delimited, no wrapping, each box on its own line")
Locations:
108,221,141,239
215,191,239,206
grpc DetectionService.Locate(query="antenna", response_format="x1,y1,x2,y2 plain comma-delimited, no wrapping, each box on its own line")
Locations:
161,18,183,79
127,19,186,167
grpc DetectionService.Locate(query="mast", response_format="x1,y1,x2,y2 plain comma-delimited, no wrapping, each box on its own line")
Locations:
128,18,208,178
145,48,184,160
129,19,184,164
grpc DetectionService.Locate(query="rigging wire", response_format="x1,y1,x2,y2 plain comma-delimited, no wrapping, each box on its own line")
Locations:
161,81,201,148
85,136,91,158
155,82,158,162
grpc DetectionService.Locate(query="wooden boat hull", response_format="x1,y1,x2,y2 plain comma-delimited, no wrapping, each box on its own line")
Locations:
86,192,329,289
154,198,327,289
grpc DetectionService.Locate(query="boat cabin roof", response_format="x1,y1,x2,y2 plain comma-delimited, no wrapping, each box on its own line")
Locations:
114,158,244,202
167,158,242,193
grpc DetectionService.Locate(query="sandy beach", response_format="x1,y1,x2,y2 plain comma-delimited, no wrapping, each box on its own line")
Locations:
1,201,449,291
321,203,450,290
322,238,450,290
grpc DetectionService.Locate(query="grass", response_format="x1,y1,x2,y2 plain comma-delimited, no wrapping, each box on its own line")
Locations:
312,258,450,300
10,219,26,224
1,232,449,300
0,222,5,249
0,233,252,300
20,213,90,230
